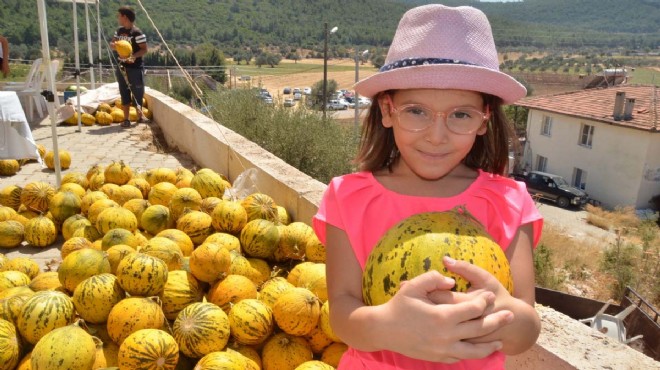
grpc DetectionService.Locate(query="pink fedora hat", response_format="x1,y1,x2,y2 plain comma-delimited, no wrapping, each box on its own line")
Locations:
354,4,526,104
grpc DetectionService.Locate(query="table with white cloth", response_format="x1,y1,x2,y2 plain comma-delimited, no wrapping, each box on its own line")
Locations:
0,91,40,162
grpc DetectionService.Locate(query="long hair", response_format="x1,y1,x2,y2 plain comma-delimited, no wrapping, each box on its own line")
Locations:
354,91,517,176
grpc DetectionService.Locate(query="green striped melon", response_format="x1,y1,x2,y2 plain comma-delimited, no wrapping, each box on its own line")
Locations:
141,204,171,235
95,207,138,234
262,332,313,370
190,168,230,199
110,185,143,206
24,216,57,248
168,187,202,221
140,236,183,271
195,350,251,370
228,298,274,345
172,302,230,359
0,185,22,211
106,244,135,275
199,196,223,215
122,198,150,230
118,329,179,370
241,193,278,222
0,160,19,176
115,252,168,297
80,191,108,215
127,178,151,199
321,342,348,368
176,210,213,245
274,222,314,261
61,171,89,190
188,242,231,283
107,297,165,345
362,209,514,306
58,182,86,199
72,273,125,324
48,191,81,223
206,274,257,313
258,276,295,309
101,228,140,250
304,324,334,355
144,167,177,186
31,321,97,370
295,361,335,370
0,220,25,249
148,182,178,206
104,161,133,185
87,199,120,226
0,318,21,370
210,200,247,235
239,219,280,259
159,270,203,320
0,287,34,326
17,290,74,344
28,271,63,292
58,248,111,293
1,257,40,279
155,229,194,257
273,287,321,336
60,236,94,260
204,232,241,253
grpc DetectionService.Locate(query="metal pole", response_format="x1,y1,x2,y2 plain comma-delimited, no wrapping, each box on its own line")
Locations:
73,0,83,132
97,0,102,83
354,48,359,141
37,0,62,187
85,0,95,89
322,22,328,120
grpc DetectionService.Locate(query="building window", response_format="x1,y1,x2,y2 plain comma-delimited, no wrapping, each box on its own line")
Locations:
573,168,587,190
579,123,594,148
536,155,548,172
541,116,552,136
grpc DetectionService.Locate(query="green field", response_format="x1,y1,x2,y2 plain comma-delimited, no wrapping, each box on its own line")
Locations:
630,67,660,86
227,60,360,77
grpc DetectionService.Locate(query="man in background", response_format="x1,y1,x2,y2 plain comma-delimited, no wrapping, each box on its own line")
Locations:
110,6,149,128
0,35,10,78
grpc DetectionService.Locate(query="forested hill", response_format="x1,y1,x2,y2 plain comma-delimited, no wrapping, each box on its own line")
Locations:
1,0,658,61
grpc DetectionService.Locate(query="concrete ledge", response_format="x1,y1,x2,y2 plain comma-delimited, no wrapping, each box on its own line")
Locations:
145,90,659,370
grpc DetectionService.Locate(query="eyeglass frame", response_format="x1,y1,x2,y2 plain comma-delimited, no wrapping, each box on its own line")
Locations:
384,94,491,135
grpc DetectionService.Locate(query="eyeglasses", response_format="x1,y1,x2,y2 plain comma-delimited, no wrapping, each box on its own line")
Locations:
386,95,490,135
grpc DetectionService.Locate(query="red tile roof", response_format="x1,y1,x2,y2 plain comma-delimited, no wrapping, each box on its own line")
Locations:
516,85,659,132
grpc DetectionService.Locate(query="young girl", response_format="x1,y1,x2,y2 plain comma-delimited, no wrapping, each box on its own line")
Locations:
313,4,543,370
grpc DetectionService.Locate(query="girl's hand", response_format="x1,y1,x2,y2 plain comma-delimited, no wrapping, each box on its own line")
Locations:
378,270,513,363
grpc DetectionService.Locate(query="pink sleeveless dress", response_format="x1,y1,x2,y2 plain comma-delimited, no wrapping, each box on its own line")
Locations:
313,170,543,370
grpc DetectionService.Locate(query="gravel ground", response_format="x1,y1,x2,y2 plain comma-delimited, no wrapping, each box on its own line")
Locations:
536,201,617,246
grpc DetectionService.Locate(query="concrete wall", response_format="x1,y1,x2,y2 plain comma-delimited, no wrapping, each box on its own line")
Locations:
146,90,659,369
525,109,659,208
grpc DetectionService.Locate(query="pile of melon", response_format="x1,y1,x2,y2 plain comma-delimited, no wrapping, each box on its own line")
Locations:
0,144,74,177
0,162,346,370
61,97,153,127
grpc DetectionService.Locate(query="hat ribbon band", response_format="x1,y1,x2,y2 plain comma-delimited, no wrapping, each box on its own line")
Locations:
379,57,478,72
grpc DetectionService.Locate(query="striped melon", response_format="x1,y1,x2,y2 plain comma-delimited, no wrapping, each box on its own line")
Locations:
31,321,97,370
189,242,231,283
258,277,295,309
0,160,20,176
0,185,22,211
58,182,86,199
319,301,341,342
104,161,133,185
241,193,278,222
24,216,57,248
362,209,514,306
172,302,230,358
296,263,328,303
106,244,136,275
89,173,105,191
60,237,93,260
0,287,33,326
168,187,202,221
240,219,280,259
58,248,111,293
61,172,89,190
262,332,313,370
145,167,177,186
148,182,178,206
110,185,143,206
295,361,335,370
0,206,16,222
127,178,151,199
273,287,321,336
304,324,334,355
277,205,291,225
17,290,74,344
80,191,109,215
96,207,138,234
20,182,55,213
72,273,125,324
0,318,21,370
206,274,257,313
86,164,102,181
204,232,241,253
115,252,168,297
118,329,179,370
227,344,262,370
28,271,63,292
44,150,72,170
101,228,140,250
48,191,81,223
275,222,314,261
1,257,40,279
70,224,102,242
61,214,89,238
140,237,183,271
228,298,274,345
87,199,120,226
321,342,348,368
141,204,171,235
195,350,253,370
199,197,223,215
210,200,247,235
155,229,194,257
0,220,25,249
305,233,326,263
190,168,230,199
176,210,213,245
122,198,150,229
246,257,271,285
107,297,166,345
159,270,203,320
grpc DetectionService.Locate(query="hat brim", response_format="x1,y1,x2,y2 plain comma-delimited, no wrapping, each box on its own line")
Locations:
354,64,526,104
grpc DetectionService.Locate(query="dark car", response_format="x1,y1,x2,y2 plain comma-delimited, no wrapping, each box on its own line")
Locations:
512,171,588,208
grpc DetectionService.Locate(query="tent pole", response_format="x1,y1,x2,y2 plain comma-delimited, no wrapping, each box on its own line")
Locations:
37,0,62,187
85,0,95,89
73,0,83,132
97,0,102,84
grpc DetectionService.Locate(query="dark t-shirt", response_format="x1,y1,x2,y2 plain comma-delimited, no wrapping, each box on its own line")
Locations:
114,26,146,69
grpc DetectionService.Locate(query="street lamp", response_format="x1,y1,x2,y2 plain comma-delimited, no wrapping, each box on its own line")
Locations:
354,49,369,141
322,24,338,120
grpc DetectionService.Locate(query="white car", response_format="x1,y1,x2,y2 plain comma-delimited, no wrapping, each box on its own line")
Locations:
303,87,312,95
326,100,348,110
293,92,302,101
283,98,295,107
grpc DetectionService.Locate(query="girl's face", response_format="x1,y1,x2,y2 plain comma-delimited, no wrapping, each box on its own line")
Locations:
379,89,488,181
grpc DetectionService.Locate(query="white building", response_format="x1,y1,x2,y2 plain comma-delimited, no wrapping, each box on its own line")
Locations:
516,85,660,209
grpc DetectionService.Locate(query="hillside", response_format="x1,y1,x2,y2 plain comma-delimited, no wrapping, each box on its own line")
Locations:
1,0,658,62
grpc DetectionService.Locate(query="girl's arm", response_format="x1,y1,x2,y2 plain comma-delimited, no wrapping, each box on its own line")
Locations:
450,223,541,355
326,224,514,363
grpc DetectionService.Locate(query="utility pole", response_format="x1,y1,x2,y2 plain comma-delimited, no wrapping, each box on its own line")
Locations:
322,23,329,120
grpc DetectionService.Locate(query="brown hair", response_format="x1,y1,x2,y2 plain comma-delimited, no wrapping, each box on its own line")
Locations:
354,91,516,176
118,6,136,23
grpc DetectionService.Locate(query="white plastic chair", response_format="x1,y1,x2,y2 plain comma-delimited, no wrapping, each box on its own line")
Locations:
5,59,59,121
3,58,42,91
579,300,644,344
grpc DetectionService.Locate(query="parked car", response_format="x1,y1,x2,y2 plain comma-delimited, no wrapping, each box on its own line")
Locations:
293,92,302,101
511,171,588,208
293,88,301,95
283,87,292,94
303,87,312,95
283,98,295,107
326,99,348,110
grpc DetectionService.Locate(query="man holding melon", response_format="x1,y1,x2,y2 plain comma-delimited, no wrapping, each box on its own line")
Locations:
111,6,149,128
